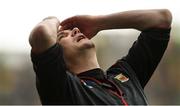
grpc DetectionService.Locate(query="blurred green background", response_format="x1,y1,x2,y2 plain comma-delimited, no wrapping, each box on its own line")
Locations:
0,0,180,105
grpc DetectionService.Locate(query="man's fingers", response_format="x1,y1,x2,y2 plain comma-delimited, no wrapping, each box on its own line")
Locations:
60,17,72,26
61,20,78,30
60,23,73,30
60,16,77,26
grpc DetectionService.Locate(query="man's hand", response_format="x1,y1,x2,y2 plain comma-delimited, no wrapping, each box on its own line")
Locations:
60,15,101,39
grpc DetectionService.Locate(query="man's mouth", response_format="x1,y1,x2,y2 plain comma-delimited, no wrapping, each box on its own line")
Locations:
76,35,86,42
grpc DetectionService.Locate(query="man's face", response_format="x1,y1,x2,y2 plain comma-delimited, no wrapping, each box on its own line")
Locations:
57,27,95,59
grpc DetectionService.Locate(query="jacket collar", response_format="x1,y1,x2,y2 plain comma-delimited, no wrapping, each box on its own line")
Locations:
77,68,106,80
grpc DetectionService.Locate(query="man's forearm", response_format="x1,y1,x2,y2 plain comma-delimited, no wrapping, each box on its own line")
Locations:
29,17,60,54
97,9,172,31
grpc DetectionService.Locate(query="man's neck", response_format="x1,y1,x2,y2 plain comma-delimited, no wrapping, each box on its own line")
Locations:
65,50,100,74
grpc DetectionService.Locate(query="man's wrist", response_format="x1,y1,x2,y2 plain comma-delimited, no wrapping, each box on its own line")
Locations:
94,15,110,31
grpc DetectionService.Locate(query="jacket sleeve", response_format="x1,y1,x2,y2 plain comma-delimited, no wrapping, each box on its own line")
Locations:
31,43,69,104
122,28,171,88
109,28,171,88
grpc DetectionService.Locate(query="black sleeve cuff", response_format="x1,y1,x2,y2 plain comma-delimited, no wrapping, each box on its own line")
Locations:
142,28,171,39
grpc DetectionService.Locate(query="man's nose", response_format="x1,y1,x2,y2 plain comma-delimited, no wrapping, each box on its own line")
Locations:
72,27,80,37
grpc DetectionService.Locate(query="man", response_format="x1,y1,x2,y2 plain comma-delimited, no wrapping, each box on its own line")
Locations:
29,9,172,105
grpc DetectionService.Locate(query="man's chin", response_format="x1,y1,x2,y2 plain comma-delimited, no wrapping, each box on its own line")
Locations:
78,40,95,50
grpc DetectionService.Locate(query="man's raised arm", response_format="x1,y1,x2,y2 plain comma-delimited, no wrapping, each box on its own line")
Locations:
98,9,172,31
29,17,60,54
60,9,172,37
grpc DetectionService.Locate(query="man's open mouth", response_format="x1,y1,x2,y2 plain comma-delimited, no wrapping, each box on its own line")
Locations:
77,35,86,42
